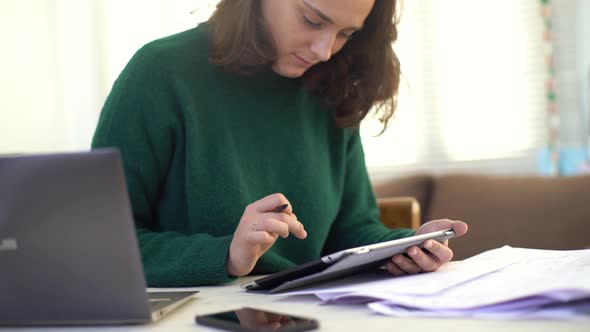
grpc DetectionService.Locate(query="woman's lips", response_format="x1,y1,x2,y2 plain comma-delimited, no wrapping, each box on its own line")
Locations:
294,54,313,67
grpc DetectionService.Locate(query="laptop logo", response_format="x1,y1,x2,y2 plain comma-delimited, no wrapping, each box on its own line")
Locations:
0,238,18,251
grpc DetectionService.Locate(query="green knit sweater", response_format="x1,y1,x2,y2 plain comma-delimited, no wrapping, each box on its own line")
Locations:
91,23,414,287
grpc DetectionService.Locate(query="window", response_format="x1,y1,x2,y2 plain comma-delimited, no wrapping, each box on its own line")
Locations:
361,0,547,177
0,0,557,175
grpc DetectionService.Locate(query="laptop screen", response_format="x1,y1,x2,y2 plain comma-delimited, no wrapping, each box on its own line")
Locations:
0,149,154,325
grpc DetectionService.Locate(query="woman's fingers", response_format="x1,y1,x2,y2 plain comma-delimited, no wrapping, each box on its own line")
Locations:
391,253,422,274
247,193,292,214
227,193,307,277
384,261,407,276
243,213,306,239
251,218,290,238
244,229,276,245
423,239,453,264
388,240,455,276
270,212,307,239
242,193,306,238
388,219,467,276
406,245,440,272
417,219,468,237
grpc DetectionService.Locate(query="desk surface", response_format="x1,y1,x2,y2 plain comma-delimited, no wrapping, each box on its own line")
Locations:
4,276,589,332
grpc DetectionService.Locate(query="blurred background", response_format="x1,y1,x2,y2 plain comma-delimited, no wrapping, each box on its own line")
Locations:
0,0,588,178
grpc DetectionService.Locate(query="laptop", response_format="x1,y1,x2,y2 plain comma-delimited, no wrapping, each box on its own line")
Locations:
241,229,457,293
0,149,197,325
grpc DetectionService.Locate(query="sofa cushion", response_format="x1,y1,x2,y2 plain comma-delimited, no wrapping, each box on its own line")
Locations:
372,174,433,223
427,174,590,260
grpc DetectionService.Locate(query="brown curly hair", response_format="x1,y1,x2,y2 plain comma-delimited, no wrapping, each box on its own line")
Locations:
209,0,401,130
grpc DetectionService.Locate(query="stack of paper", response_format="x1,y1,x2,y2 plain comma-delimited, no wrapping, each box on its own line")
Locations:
283,246,590,320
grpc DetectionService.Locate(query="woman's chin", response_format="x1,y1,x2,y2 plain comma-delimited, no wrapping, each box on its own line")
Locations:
272,64,307,78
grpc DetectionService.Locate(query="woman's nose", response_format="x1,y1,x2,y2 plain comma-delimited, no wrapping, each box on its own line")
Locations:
309,32,337,62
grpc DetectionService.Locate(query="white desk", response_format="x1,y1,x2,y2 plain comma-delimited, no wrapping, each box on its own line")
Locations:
3,276,588,332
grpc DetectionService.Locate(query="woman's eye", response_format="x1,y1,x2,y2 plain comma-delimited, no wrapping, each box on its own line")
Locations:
340,32,354,40
303,15,322,28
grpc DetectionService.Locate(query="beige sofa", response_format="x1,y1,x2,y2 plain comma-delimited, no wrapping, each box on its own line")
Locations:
373,173,590,260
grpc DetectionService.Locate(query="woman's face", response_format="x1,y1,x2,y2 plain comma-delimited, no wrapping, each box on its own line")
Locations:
261,0,375,78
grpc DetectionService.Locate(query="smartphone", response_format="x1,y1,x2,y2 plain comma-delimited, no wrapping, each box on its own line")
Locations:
195,307,319,332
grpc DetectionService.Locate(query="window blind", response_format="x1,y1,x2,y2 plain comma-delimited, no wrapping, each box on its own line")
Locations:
362,0,548,177
2,0,577,167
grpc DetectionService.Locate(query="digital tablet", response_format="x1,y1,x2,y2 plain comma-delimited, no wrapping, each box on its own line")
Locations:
241,229,456,293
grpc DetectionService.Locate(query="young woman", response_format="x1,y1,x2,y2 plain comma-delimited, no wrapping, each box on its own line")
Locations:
92,0,468,286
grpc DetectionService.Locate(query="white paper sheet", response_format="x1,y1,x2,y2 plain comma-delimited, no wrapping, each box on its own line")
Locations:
368,298,590,320
283,246,590,319
357,247,590,311
283,252,514,298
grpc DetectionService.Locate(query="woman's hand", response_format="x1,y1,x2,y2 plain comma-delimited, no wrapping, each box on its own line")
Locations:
385,219,468,276
226,193,307,277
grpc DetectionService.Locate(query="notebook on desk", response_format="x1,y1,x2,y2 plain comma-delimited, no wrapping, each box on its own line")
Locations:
0,149,197,326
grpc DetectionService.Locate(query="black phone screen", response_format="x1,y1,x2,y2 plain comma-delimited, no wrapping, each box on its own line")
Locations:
195,307,319,332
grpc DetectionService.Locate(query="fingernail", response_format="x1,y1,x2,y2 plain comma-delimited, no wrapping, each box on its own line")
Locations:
425,240,432,249
274,204,289,213
409,248,417,256
394,256,403,264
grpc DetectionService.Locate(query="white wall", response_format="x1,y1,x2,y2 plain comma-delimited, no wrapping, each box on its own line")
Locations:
0,1,66,153
0,0,205,154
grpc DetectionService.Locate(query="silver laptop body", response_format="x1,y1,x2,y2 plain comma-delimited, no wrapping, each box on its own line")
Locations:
0,149,196,325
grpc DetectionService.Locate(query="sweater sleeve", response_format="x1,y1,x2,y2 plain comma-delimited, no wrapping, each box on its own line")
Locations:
322,131,415,255
91,44,235,286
